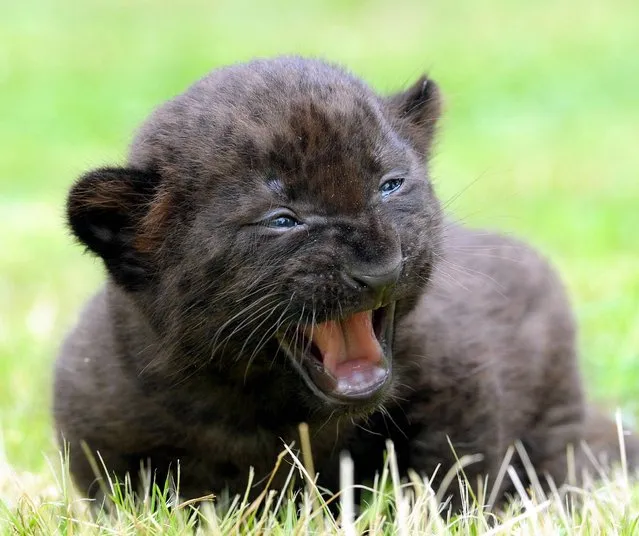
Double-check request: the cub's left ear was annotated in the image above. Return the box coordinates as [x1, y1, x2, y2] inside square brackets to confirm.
[386, 76, 442, 159]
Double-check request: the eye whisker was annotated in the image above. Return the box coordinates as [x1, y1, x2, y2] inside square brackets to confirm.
[244, 292, 297, 379]
[208, 295, 282, 358]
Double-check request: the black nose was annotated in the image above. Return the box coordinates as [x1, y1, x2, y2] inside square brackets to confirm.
[349, 262, 402, 295]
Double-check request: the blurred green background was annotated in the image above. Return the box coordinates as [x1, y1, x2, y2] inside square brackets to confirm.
[1, 0, 637, 472]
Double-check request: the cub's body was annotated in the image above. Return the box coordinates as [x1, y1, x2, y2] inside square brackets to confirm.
[55, 57, 635, 508]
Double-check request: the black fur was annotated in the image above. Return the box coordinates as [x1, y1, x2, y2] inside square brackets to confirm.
[55, 56, 638, 510]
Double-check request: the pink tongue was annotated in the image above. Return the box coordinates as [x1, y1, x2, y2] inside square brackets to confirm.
[307, 311, 383, 379]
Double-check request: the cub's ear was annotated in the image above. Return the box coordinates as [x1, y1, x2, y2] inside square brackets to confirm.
[387, 76, 442, 159]
[67, 166, 165, 290]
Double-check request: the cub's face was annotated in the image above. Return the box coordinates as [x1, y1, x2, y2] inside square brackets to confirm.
[68, 58, 442, 414]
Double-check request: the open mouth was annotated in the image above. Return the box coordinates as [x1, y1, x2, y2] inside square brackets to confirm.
[278, 303, 395, 404]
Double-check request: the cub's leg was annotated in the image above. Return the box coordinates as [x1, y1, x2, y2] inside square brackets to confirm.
[406, 377, 505, 511]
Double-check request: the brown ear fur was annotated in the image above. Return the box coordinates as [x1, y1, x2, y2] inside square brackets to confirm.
[135, 187, 174, 254]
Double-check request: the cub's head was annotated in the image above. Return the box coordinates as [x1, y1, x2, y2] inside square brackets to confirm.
[68, 57, 442, 415]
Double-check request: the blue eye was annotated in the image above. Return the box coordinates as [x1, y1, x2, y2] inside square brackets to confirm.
[264, 214, 300, 229]
[379, 177, 404, 197]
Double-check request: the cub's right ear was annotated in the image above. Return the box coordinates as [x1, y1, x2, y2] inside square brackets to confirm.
[67, 166, 160, 289]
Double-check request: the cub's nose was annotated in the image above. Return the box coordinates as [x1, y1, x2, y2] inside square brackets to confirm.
[348, 261, 402, 299]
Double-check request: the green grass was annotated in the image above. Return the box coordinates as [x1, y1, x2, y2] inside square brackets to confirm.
[1, 0, 638, 532]
[3, 436, 639, 534]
